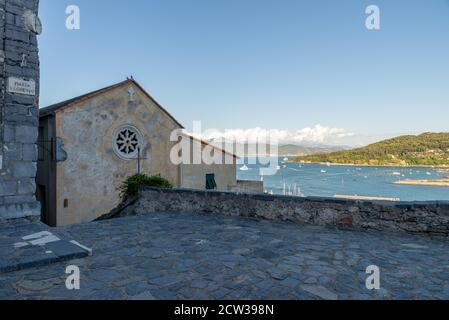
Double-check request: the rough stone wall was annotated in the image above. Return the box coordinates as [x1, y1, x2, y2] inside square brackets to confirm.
[0, 0, 40, 220]
[134, 188, 449, 236]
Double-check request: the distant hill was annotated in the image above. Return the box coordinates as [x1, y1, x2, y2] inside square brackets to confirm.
[214, 142, 349, 157]
[296, 133, 449, 166]
[278, 144, 349, 156]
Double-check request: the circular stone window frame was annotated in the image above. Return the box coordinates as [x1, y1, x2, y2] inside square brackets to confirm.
[112, 125, 144, 161]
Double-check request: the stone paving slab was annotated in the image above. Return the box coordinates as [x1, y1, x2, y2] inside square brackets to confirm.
[0, 221, 90, 274]
[0, 212, 449, 300]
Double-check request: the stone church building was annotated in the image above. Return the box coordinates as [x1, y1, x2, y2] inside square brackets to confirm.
[37, 79, 245, 226]
[0, 0, 261, 227]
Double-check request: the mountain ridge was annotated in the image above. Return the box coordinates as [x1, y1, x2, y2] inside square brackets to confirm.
[278, 144, 350, 156]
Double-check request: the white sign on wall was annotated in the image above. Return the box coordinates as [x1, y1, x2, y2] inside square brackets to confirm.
[7, 77, 36, 96]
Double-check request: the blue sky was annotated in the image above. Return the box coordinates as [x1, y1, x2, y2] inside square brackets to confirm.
[39, 0, 449, 146]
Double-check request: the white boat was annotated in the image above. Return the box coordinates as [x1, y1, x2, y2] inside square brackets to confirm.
[239, 165, 249, 171]
[283, 157, 289, 162]
[392, 172, 401, 176]
[321, 170, 327, 173]
[426, 172, 432, 176]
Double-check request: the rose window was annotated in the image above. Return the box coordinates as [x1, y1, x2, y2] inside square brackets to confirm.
[113, 125, 143, 160]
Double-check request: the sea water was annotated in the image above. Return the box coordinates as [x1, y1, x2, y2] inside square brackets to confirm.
[237, 157, 449, 201]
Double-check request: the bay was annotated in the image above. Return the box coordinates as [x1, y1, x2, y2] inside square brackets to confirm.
[237, 157, 449, 201]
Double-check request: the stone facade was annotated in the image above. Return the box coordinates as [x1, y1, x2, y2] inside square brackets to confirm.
[133, 188, 449, 236]
[52, 82, 183, 226]
[0, 0, 41, 220]
[179, 137, 237, 191]
[38, 80, 238, 226]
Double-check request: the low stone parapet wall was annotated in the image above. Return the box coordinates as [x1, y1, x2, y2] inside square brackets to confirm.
[229, 180, 264, 194]
[133, 188, 449, 236]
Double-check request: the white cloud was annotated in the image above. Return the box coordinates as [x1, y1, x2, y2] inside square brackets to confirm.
[198, 124, 354, 145]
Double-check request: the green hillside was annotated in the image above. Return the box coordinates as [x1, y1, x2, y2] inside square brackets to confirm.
[295, 133, 449, 166]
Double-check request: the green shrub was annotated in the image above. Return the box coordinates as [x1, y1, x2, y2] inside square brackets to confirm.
[120, 173, 173, 200]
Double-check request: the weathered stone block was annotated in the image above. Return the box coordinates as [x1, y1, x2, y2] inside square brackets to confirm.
[13, 161, 36, 178]
[2, 124, 15, 142]
[5, 104, 30, 116]
[14, 125, 37, 143]
[0, 181, 16, 197]
[0, 201, 40, 220]
[4, 194, 35, 204]
[4, 112, 38, 126]
[17, 178, 35, 194]
[3, 143, 22, 161]
[5, 13, 15, 26]
[22, 143, 36, 161]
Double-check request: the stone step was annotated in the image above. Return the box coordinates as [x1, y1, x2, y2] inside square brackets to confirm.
[0, 221, 91, 274]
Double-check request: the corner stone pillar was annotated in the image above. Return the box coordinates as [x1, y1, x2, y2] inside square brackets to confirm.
[0, 0, 41, 221]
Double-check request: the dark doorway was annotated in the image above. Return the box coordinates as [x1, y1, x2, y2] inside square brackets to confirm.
[206, 173, 217, 190]
[36, 115, 57, 227]
[37, 184, 48, 224]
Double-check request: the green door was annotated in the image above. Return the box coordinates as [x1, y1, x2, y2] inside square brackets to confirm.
[206, 174, 217, 190]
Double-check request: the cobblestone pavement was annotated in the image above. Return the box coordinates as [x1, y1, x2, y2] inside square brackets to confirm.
[1, 213, 448, 300]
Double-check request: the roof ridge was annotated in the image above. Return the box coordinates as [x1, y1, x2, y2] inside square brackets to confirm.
[38, 78, 184, 129]
[39, 79, 132, 117]
[181, 132, 239, 159]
